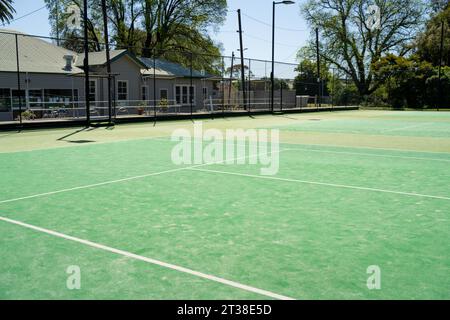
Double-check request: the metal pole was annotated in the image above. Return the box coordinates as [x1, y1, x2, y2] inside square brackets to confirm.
[438, 20, 445, 111]
[248, 58, 252, 112]
[190, 52, 193, 117]
[228, 52, 235, 110]
[101, 0, 113, 124]
[271, 1, 276, 113]
[83, 0, 90, 127]
[316, 27, 321, 108]
[56, 2, 60, 46]
[280, 80, 283, 112]
[222, 56, 225, 116]
[237, 9, 247, 112]
[15, 34, 22, 125]
[153, 52, 156, 121]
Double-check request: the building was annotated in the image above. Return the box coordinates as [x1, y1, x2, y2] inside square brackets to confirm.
[0, 29, 216, 122]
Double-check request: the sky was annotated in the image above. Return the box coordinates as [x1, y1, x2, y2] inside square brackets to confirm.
[1, 0, 311, 64]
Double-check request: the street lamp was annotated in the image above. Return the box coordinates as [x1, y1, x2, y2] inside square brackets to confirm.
[271, 0, 295, 113]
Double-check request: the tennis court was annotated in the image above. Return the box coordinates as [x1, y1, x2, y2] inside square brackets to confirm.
[0, 110, 449, 299]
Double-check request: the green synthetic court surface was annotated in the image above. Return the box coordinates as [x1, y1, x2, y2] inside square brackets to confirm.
[0, 110, 449, 299]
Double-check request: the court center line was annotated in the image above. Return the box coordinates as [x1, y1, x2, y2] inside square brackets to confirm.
[188, 168, 450, 201]
[0, 216, 294, 300]
[0, 149, 289, 205]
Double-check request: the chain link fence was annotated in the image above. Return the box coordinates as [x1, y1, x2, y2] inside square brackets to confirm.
[0, 31, 355, 126]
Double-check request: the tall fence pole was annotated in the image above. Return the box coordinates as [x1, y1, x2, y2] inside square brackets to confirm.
[15, 34, 22, 126]
[438, 20, 445, 111]
[237, 9, 247, 112]
[316, 27, 321, 109]
[248, 58, 252, 112]
[153, 52, 157, 122]
[228, 52, 235, 110]
[83, 0, 91, 127]
[190, 52, 193, 118]
[101, 0, 113, 125]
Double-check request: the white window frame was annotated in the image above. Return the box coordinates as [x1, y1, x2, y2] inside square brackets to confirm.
[117, 80, 129, 101]
[141, 85, 149, 101]
[174, 85, 195, 106]
[159, 88, 168, 101]
[88, 79, 97, 102]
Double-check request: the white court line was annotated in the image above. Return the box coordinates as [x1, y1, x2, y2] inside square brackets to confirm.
[381, 122, 431, 133]
[153, 137, 450, 163]
[0, 149, 289, 205]
[189, 168, 450, 201]
[0, 216, 294, 300]
[286, 147, 450, 163]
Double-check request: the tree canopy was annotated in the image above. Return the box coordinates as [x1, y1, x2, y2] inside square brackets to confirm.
[0, 0, 15, 24]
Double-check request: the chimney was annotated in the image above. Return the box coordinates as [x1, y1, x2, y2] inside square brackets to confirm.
[64, 55, 75, 71]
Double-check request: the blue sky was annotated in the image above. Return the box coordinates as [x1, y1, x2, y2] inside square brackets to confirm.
[2, 0, 310, 63]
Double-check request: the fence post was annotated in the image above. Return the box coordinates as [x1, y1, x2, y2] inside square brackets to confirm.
[15, 34, 22, 126]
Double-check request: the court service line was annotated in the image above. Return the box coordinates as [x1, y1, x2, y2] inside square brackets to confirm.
[381, 122, 431, 133]
[285, 147, 450, 163]
[0, 216, 294, 300]
[0, 149, 289, 205]
[188, 168, 450, 201]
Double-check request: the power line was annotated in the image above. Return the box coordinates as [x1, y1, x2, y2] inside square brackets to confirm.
[244, 33, 300, 48]
[1, 5, 47, 27]
[242, 12, 307, 33]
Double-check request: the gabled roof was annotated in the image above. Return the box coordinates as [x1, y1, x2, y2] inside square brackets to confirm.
[76, 49, 148, 69]
[0, 29, 83, 74]
[139, 57, 211, 79]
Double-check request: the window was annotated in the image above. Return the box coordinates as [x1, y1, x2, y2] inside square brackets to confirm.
[0, 88, 11, 112]
[117, 81, 128, 101]
[44, 89, 78, 106]
[88, 80, 96, 102]
[202, 87, 208, 101]
[175, 85, 195, 105]
[11, 90, 25, 110]
[142, 86, 148, 101]
[28, 89, 43, 108]
[160, 89, 168, 101]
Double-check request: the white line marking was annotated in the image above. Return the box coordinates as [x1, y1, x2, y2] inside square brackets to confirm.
[286, 147, 450, 163]
[381, 122, 431, 133]
[153, 137, 450, 162]
[0, 149, 289, 205]
[189, 168, 450, 201]
[0, 216, 295, 300]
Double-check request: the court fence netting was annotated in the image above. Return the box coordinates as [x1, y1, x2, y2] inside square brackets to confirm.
[0, 31, 357, 127]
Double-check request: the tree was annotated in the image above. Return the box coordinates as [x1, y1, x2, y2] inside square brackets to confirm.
[301, 0, 426, 98]
[372, 54, 436, 108]
[0, 0, 15, 24]
[294, 57, 330, 96]
[416, 5, 450, 67]
[44, 0, 103, 52]
[44, 0, 227, 71]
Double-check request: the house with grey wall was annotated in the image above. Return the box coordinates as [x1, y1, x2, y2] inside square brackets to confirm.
[0, 29, 216, 121]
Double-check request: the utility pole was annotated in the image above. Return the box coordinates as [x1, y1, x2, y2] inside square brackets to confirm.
[56, 3, 60, 46]
[83, 0, 90, 127]
[237, 9, 247, 112]
[271, 2, 276, 113]
[101, 0, 113, 124]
